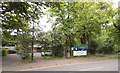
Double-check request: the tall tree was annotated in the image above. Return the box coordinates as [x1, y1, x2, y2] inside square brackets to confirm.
[47, 2, 115, 44]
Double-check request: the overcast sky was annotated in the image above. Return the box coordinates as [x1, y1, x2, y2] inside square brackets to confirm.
[39, 0, 120, 32]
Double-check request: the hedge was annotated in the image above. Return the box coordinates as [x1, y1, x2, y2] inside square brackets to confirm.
[8, 49, 17, 54]
[2, 49, 8, 56]
[2, 49, 18, 56]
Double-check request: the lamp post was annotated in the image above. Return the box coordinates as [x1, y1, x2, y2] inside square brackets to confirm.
[31, 7, 37, 61]
[31, 21, 34, 61]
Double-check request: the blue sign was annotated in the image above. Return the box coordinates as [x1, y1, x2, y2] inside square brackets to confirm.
[78, 49, 88, 51]
[78, 44, 88, 51]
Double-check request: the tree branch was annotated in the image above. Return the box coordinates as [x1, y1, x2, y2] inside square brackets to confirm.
[113, 23, 118, 28]
[2, 3, 16, 14]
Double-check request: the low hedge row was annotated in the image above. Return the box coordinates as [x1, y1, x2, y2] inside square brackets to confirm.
[2, 49, 8, 56]
[8, 49, 17, 54]
[2, 49, 18, 56]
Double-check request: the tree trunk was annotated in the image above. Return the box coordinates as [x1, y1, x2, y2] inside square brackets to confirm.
[16, 29, 19, 50]
[81, 26, 86, 44]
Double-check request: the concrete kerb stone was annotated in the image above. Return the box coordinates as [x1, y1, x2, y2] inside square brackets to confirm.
[2, 55, 117, 71]
[17, 58, 117, 71]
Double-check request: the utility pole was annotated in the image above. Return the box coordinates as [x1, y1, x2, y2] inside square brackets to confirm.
[31, 21, 34, 61]
[66, 1, 71, 59]
[31, 7, 36, 61]
[64, 47, 65, 57]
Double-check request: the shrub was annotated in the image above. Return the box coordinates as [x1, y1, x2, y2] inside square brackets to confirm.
[2, 49, 8, 56]
[8, 50, 17, 54]
[33, 50, 37, 53]
[88, 40, 98, 55]
[52, 45, 64, 57]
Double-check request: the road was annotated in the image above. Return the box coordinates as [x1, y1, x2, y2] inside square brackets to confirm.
[2, 54, 118, 71]
[29, 60, 118, 71]
[2, 53, 41, 67]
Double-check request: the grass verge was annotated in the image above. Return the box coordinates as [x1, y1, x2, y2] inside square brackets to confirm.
[105, 56, 118, 60]
[20, 59, 36, 63]
[40, 54, 118, 61]
[40, 56, 66, 60]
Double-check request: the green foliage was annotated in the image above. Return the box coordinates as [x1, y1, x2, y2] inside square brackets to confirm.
[1, 2, 53, 60]
[18, 48, 31, 60]
[95, 36, 106, 53]
[8, 49, 18, 54]
[2, 49, 8, 56]
[1, 2, 119, 60]
[17, 32, 32, 60]
[33, 50, 37, 53]
[45, 2, 117, 56]
[90, 34, 114, 54]
[88, 40, 98, 55]
[114, 45, 119, 53]
[2, 49, 18, 56]
[52, 45, 64, 57]
[18, 45, 31, 60]
[2, 32, 16, 46]
[1, 2, 49, 30]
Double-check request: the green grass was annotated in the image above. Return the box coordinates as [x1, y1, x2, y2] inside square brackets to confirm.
[70, 54, 106, 59]
[20, 59, 36, 63]
[105, 56, 118, 60]
[40, 56, 66, 60]
[40, 54, 118, 61]
[40, 56, 90, 60]
[40, 55, 104, 60]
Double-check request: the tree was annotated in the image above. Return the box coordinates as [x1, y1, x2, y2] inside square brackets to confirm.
[18, 31, 32, 60]
[1, 2, 52, 60]
[47, 2, 116, 54]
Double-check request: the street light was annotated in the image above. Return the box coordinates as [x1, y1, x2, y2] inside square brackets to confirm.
[31, 7, 37, 61]
[31, 22, 34, 61]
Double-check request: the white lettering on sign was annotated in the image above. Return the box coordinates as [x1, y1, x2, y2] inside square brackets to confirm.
[73, 51, 87, 56]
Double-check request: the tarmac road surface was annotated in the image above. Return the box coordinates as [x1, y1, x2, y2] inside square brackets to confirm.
[29, 60, 118, 71]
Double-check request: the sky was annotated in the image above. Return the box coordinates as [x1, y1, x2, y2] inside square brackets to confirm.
[39, 0, 120, 32]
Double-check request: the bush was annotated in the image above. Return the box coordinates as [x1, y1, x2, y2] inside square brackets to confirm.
[88, 41, 98, 55]
[20, 52, 31, 60]
[33, 50, 37, 53]
[52, 45, 64, 57]
[17, 47, 31, 60]
[2, 49, 8, 56]
[8, 50, 17, 54]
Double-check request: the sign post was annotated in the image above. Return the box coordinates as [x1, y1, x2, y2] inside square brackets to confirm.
[73, 44, 88, 56]
[78, 44, 88, 51]
[73, 51, 87, 56]
[71, 47, 73, 56]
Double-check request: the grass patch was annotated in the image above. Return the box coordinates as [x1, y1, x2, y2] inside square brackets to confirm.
[70, 55, 88, 59]
[40, 56, 66, 60]
[105, 56, 118, 60]
[20, 59, 36, 63]
[40, 55, 105, 60]
[40, 54, 117, 61]
[70, 54, 106, 59]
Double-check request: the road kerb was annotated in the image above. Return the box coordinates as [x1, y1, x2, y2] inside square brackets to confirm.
[16, 59, 117, 71]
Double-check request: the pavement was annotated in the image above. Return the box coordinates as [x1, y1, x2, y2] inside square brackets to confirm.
[2, 54, 118, 71]
[2, 53, 42, 71]
[29, 60, 118, 71]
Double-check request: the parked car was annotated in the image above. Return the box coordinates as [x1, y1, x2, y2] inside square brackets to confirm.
[41, 50, 52, 57]
[2, 46, 16, 50]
